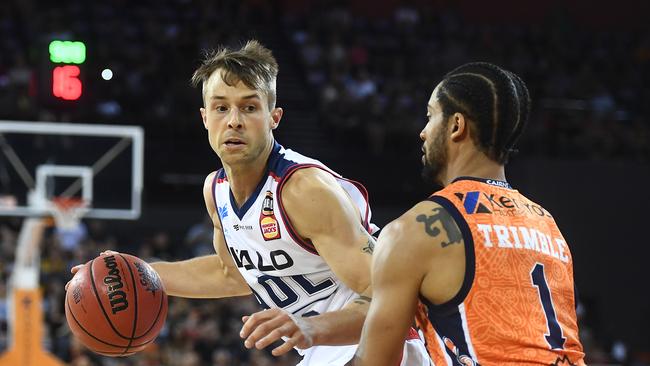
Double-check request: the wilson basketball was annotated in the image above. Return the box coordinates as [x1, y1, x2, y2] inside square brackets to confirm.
[65, 253, 168, 357]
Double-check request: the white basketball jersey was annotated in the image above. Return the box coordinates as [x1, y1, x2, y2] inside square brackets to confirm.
[212, 142, 379, 365]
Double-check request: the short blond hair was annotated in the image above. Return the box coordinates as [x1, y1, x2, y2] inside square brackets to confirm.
[191, 40, 279, 110]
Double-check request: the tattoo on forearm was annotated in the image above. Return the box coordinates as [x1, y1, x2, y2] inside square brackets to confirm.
[362, 235, 376, 254]
[416, 207, 462, 248]
[353, 295, 372, 305]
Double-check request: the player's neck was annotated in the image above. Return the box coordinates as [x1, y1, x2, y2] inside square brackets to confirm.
[442, 149, 506, 186]
[224, 144, 273, 208]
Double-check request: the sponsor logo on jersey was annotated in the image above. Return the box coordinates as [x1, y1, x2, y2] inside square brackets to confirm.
[261, 217, 280, 240]
[454, 191, 552, 218]
[229, 247, 294, 270]
[485, 179, 511, 189]
[454, 192, 492, 214]
[233, 224, 254, 231]
[260, 191, 281, 241]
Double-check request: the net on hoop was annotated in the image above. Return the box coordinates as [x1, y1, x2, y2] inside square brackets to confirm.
[47, 197, 90, 230]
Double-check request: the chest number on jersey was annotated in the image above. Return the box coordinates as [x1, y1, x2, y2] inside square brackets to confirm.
[257, 274, 335, 309]
[258, 275, 299, 308]
[530, 263, 566, 349]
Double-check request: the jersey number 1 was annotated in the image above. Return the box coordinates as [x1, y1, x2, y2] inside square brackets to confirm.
[530, 263, 566, 349]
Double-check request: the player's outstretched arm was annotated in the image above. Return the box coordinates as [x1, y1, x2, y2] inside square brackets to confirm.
[149, 248, 250, 298]
[351, 201, 464, 365]
[240, 167, 376, 354]
[149, 172, 251, 298]
[67, 172, 251, 299]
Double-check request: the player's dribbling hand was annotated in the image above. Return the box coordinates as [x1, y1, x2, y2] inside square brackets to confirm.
[64, 250, 120, 291]
[240, 308, 315, 356]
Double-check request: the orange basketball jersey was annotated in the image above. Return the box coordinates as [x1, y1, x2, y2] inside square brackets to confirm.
[415, 177, 585, 366]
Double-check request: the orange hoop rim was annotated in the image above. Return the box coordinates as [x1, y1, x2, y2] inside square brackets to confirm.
[46, 197, 89, 229]
[50, 197, 87, 211]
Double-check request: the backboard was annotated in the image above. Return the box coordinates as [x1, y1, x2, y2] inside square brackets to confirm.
[0, 120, 143, 220]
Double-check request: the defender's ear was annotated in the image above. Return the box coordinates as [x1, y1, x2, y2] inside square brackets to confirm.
[450, 113, 468, 142]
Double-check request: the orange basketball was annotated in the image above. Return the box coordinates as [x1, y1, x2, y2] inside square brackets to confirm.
[65, 253, 168, 357]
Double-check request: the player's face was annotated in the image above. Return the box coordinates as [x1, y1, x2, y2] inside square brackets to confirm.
[200, 70, 282, 167]
[420, 85, 450, 186]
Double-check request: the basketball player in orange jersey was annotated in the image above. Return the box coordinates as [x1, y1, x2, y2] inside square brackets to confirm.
[67, 40, 428, 365]
[349, 62, 585, 366]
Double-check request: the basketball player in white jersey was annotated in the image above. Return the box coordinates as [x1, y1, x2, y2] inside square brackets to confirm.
[68, 40, 428, 365]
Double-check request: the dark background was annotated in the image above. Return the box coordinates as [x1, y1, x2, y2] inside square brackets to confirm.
[1, 0, 649, 364]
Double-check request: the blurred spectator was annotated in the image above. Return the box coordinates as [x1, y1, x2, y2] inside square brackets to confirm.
[184, 216, 213, 257]
[289, 2, 649, 162]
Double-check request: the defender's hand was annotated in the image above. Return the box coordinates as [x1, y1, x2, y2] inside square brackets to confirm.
[240, 308, 315, 356]
[64, 250, 119, 291]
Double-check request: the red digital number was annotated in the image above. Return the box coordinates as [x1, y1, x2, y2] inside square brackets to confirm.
[52, 65, 82, 101]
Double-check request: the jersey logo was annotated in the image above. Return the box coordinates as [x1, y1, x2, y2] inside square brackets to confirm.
[260, 191, 281, 241]
[218, 205, 229, 219]
[454, 192, 492, 214]
[454, 191, 552, 218]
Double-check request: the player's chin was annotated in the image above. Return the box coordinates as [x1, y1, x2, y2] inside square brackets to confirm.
[220, 151, 251, 165]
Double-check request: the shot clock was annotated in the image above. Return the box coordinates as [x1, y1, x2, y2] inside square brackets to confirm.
[48, 40, 86, 101]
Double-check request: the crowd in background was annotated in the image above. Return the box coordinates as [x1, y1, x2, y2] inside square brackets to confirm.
[1, 1, 648, 162]
[1, 0, 649, 365]
[0, 217, 301, 366]
[287, 2, 650, 160]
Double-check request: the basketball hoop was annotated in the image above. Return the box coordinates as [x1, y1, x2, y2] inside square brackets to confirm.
[47, 197, 89, 230]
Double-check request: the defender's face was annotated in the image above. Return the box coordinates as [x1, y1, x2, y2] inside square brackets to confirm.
[420, 84, 449, 185]
[200, 70, 281, 166]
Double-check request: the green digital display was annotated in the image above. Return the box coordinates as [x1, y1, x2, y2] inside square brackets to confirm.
[49, 40, 86, 64]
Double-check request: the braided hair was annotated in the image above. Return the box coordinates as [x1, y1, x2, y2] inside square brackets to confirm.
[436, 62, 531, 164]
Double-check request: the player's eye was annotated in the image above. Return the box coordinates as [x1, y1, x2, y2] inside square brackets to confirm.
[215, 105, 228, 112]
[243, 105, 256, 112]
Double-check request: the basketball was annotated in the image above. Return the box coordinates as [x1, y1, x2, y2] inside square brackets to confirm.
[64, 253, 168, 357]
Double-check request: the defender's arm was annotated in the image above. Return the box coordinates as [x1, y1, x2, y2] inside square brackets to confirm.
[352, 201, 464, 365]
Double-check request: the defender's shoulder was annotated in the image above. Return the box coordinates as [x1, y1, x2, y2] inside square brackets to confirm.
[381, 199, 463, 255]
[384, 200, 446, 235]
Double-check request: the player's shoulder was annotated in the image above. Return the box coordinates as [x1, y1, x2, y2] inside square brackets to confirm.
[202, 171, 218, 196]
[279, 167, 351, 235]
[204, 170, 218, 185]
[384, 200, 446, 233]
[202, 171, 219, 217]
[380, 200, 460, 256]
[372, 201, 449, 278]
[281, 166, 338, 200]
